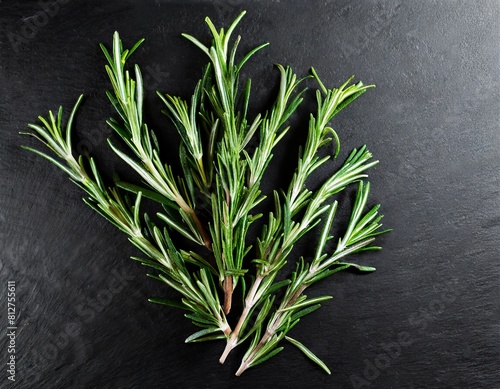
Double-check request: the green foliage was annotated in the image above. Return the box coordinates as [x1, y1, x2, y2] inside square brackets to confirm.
[21, 11, 390, 376]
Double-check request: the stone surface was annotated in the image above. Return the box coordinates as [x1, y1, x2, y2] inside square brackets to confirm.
[0, 1, 498, 388]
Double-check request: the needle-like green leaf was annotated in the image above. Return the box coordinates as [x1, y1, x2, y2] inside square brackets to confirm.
[285, 336, 331, 375]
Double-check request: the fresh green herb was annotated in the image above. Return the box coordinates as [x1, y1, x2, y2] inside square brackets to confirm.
[22, 11, 390, 376]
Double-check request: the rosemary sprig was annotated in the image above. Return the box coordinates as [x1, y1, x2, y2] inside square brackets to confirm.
[21, 99, 232, 339]
[236, 181, 391, 375]
[101, 32, 212, 250]
[178, 12, 307, 313]
[219, 74, 376, 362]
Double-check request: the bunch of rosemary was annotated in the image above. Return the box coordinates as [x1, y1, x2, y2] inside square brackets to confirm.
[22, 11, 390, 376]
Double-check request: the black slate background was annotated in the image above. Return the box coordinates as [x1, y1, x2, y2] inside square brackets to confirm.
[0, 1, 499, 388]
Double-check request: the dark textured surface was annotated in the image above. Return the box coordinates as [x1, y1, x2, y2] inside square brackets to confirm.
[1, 1, 499, 388]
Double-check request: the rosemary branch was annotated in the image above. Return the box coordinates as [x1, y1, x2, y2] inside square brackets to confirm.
[101, 32, 212, 250]
[179, 12, 307, 313]
[236, 181, 390, 375]
[220, 74, 376, 362]
[21, 98, 231, 338]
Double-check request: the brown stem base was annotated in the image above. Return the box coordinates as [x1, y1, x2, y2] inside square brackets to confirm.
[185, 207, 212, 251]
[223, 276, 233, 315]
